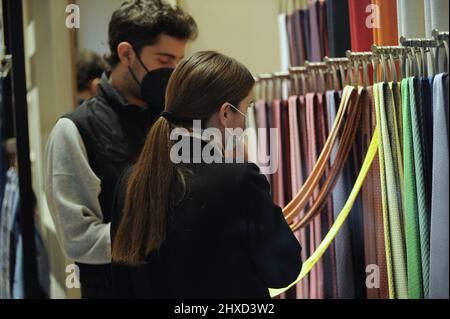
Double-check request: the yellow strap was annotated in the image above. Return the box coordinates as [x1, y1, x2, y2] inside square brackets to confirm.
[269, 127, 379, 298]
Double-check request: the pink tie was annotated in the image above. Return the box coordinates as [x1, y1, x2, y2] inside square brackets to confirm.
[288, 96, 309, 299]
[271, 100, 285, 208]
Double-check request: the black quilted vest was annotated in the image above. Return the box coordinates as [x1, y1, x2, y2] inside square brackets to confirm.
[63, 73, 159, 295]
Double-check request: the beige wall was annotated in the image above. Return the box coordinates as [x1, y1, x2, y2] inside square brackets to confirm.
[76, 0, 179, 54]
[76, 0, 126, 55]
[23, 0, 78, 299]
[76, 0, 281, 75]
[179, 0, 281, 75]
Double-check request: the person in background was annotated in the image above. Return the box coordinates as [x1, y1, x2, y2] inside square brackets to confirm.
[76, 50, 108, 105]
[111, 51, 302, 298]
[44, 0, 198, 299]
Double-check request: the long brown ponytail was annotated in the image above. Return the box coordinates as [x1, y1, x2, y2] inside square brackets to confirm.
[112, 51, 255, 265]
[112, 117, 180, 265]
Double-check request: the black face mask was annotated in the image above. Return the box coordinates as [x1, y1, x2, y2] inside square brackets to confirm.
[129, 53, 174, 112]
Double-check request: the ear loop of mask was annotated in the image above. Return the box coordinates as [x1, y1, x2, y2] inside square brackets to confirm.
[227, 103, 248, 118]
[228, 102, 250, 131]
[225, 103, 249, 156]
[128, 46, 150, 87]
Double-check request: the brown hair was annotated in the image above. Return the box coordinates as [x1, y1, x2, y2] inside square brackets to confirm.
[76, 50, 108, 91]
[106, 0, 198, 67]
[112, 51, 255, 265]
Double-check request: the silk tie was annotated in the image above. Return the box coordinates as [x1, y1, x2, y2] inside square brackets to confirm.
[365, 87, 390, 299]
[326, 0, 351, 58]
[429, 73, 449, 299]
[308, 1, 322, 62]
[317, 92, 337, 299]
[402, 78, 424, 299]
[409, 78, 431, 298]
[381, 82, 408, 299]
[281, 100, 293, 206]
[306, 92, 323, 299]
[374, 82, 408, 299]
[281, 99, 296, 299]
[271, 100, 285, 208]
[387, 83, 405, 203]
[361, 87, 379, 299]
[297, 95, 311, 298]
[326, 90, 356, 299]
[288, 96, 309, 299]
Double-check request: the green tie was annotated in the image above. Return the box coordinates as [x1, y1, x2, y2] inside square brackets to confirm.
[402, 78, 424, 299]
[374, 82, 408, 299]
[408, 78, 430, 298]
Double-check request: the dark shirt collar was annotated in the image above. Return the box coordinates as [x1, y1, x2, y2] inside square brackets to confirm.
[96, 72, 160, 119]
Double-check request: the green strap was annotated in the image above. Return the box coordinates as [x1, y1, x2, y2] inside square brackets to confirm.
[408, 78, 430, 298]
[373, 83, 396, 298]
[402, 78, 424, 299]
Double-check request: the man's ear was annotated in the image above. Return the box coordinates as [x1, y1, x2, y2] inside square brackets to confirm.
[117, 42, 134, 67]
[89, 78, 101, 95]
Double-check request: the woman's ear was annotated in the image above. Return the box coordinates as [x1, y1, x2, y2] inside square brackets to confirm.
[117, 42, 134, 68]
[218, 102, 229, 127]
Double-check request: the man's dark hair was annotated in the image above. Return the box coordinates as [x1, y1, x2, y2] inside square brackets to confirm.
[76, 50, 108, 91]
[106, 0, 198, 67]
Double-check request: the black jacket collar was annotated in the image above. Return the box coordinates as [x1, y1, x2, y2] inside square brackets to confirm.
[96, 72, 160, 120]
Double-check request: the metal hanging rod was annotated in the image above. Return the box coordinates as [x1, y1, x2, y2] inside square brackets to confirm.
[305, 60, 327, 69]
[272, 71, 290, 79]
[324, 57, 349, 75]
[289, 66, 308, 74]
[324, 56, 349, 64]
[400, 36, 439, 48]
[432, 29, 449, 42]
[257, 30, 449, 81]
[371, 44, 409, 55]
[346, 50, 373, 61]
[258, 73, 273, 80]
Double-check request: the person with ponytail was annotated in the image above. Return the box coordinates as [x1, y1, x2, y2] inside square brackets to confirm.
[111, 51, 302, 299]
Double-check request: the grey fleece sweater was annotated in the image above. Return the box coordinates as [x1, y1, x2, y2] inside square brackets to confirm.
[44, 118, 111, 264]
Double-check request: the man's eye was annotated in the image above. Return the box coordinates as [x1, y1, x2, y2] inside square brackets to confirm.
[158, 59, 170, 65]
